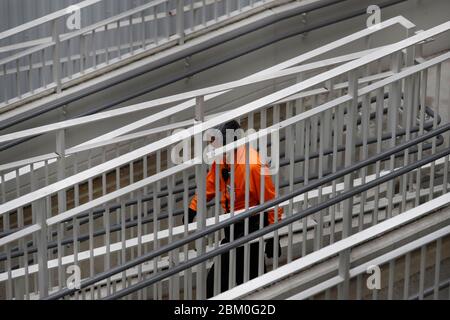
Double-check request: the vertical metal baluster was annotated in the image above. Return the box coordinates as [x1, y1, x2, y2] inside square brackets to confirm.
[258, 108, 267, 275]
[443, 137, 449, 194]
[72, 154, 80, 300]
[12, 169, 22, 300]
[387, 53, 402, 218]
[373, 88, 384, 225]
[87, 152, 95, 298]
[80, 34, 86, 73]
[202, 0, 206, 26]
[165, 2, 170, 41]
[287, 104, 294, 263]
[329, 106, 340, 244]
[36, 197, 49, 299]
[105, 23, 111, 64]
[2, 64, 8, 104]
[388, 259, 395, 299]
[356, 270, 362, 300]
[153, 7, 159, 45]
[213, 152, 221, 296]
[243, 138, 250, 282]
[429, 64, 441, 201]
[403, 252, 411, 300]
[103, 204, 111, 297]
[3, 214, 12, 300]
[342, 70, 358, 239]
[52, 18, 62, 93]
[315, 112, 325, 251]
[17, 205, 27, 300]
[401, 74, 415, 212]
[419, 245, 426, 300]
[129, 16, 134, 54]
[43, 159, 52, 294]
[190, 0, 195, 32]
[1, 174, 13, 299]
[214, 0, 218, 22]
[129, 156, 135, 269]
[120, 201, 127, 297]
[117, 21, 122, 59]
[194, 96, 207, 299]
[38, 49, 47, 89]
[141, 11, 146, 49]
[229, 140, 236, 289]
[168, 172, 179, 299]
[16, 59, 21, 99]
[28, 54, 33, 94]
[137, 190, 143, 300]
[310, 107, 318, 177]
[92, 30, 97, 69]
[433, 238, 442, 300]
[68, 38, 74, 79]
[338, 249, 350, 300]
[415, 71, 427, 207]
[155, 149, 162, 299]
[273, 105, 280, 268]
[322, 97, 332, 247]
[359, 94, 370, 230]
[182, 165, 191, 298]
[143, 153, 149, 260]
[270, 104, 280, 270]
[27, 162, 38, 300]
[55, 127, 66, 292]
[302, 118, 310, 256]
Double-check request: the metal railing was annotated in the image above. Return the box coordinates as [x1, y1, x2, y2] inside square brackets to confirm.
[0, 18, 449, 300]
[0, 0, 282, 110]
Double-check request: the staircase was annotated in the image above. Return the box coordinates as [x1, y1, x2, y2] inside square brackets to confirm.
[0, 1, 449, 301]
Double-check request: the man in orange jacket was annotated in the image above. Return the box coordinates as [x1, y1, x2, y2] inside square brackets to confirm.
[187, 120, 282, 298]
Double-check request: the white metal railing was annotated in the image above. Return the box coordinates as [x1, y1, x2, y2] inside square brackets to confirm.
[0, 0, 282, 109]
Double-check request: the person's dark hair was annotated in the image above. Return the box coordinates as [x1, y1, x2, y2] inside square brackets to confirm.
[216, 120, 241, 146]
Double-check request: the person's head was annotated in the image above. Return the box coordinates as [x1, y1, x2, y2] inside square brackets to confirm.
[216, 120, 241, 146]
[208, 120, 241, 165]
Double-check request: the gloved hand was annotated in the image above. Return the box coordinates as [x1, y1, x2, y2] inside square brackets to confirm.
[182, 208, 197, 224]
[265, 238, 282, 259]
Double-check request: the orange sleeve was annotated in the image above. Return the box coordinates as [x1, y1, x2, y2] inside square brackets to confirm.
[189, 162, 218, 211]
[251, 162, 283, 224]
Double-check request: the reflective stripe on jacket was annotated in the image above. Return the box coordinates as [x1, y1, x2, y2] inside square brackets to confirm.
[189, 146, 283, 224]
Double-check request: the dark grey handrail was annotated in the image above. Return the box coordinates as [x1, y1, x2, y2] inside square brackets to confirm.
[44, 123, 450, 300]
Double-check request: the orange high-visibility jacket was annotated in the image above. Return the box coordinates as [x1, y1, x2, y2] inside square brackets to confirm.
[189, 146, 283, 224]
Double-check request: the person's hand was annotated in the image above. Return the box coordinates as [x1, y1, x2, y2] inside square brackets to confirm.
[265, 238, 282, 258]
[182, 208, 197, 224]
